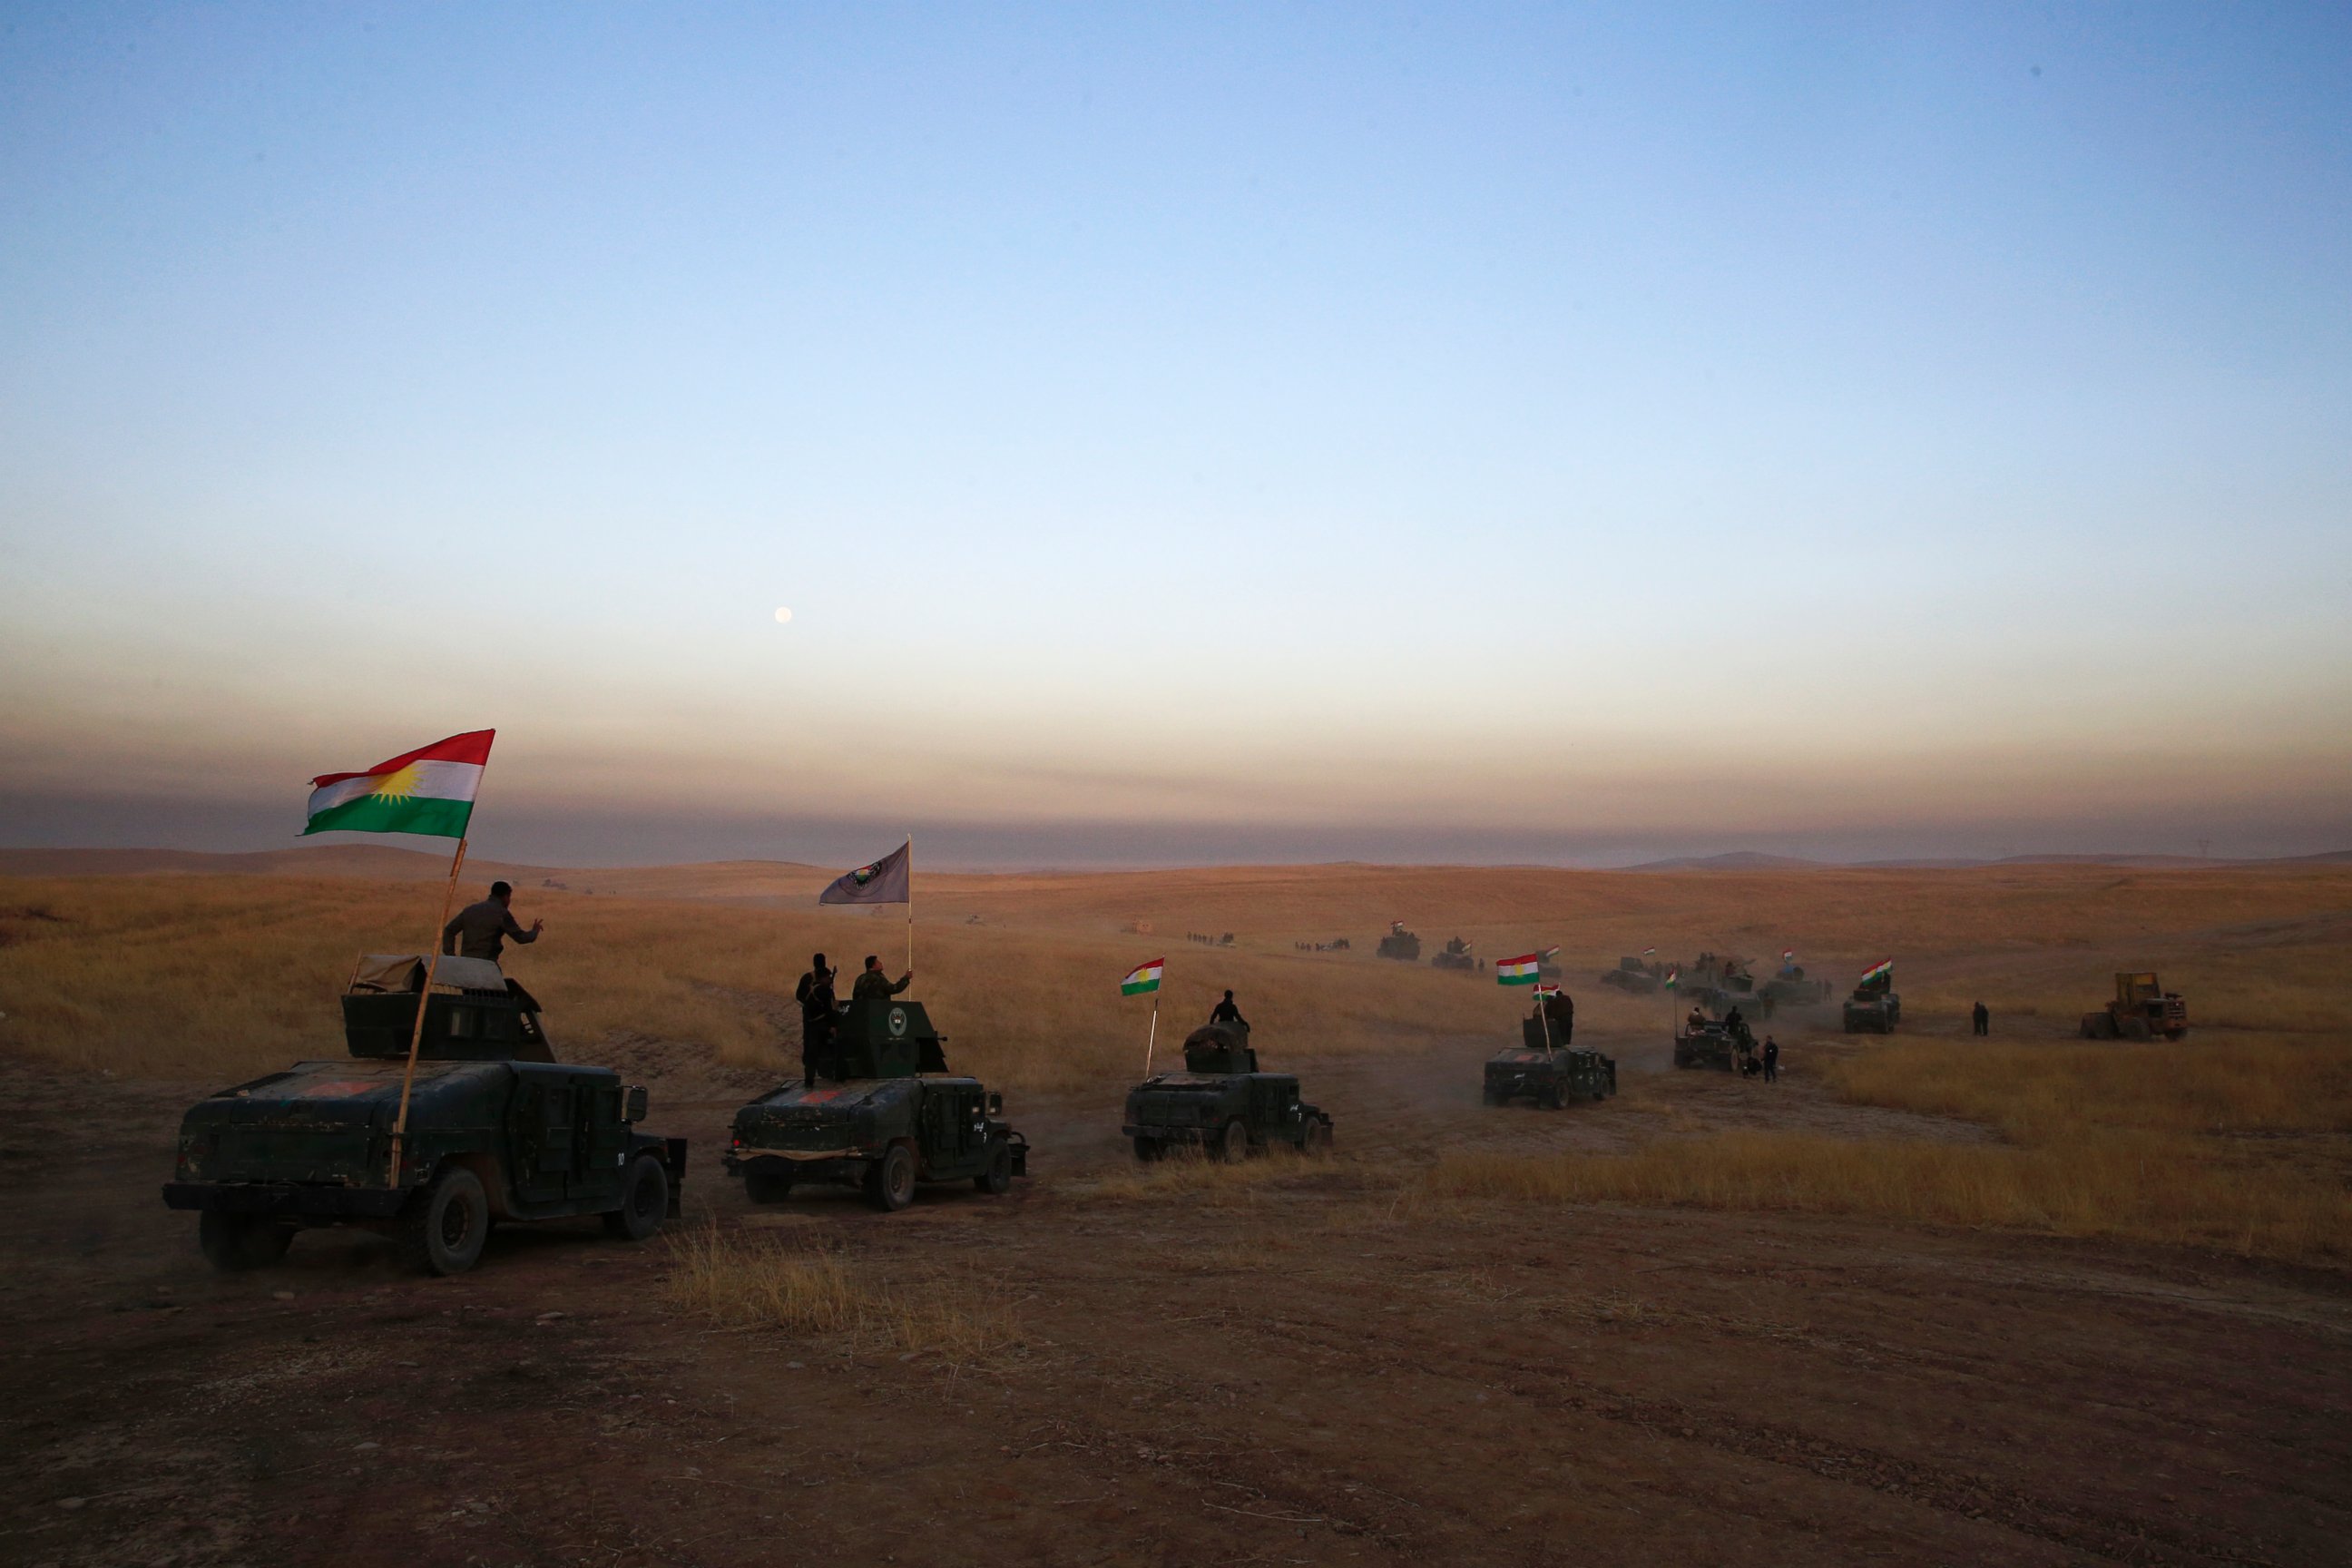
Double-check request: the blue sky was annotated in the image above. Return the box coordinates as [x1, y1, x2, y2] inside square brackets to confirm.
[2, 3, 2347, 865]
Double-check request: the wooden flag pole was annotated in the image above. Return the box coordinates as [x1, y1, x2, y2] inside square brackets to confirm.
[905, 832, 915, 976]
[1143, 988, 1161, 1077]
[388, 835, 467, 1187]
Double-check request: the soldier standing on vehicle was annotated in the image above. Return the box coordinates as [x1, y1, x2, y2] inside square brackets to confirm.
[1972, 1001, 1990, 1037]
[1210, 989, 1247, 1026]
[1763, 1036, 1779, 1083]
[796, 954, 838, 1088]
[852, 954, 913, 1002]
[441, 880, 544, 964]
[1541, 989, 1573, 1044]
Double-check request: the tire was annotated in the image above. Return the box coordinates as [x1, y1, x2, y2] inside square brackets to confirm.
[1482, 1086, 1504, 1107]
[603, 1154, 668, 1241]
[1212, 1119, 1250, 1162]
[975, 1139, 1014, 1195]
[1303, 1118, 1333, 1154]
[864, 1143, 916, 1212]
[198, 1211, 293, 1273]
[1132, 1135, 1161, 1163]
[398, 1166, 491, 1277]
[743, 1164, 794, 1204]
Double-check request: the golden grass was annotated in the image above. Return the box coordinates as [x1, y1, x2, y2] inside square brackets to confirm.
[1081, 1144, 1347, 1204]
[0, 874, 1497, 1087]
[1427, 1130, 2352, 1263]
[663, 1225, 1018, 1361]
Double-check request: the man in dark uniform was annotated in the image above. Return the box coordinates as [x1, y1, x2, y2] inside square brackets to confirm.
[1762, 1035, 1779, 1082]
[795, 954, 838, 1088]
[852, 954, 913, 1002]
[1541, 989, 1573, 1045]
[1972, 1001, 1991, 1037]
[441, 881, 544, 964]
[1209, 989, 1247, 1026]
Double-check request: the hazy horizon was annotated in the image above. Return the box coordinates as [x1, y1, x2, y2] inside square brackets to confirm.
[5, 5, 2347, 865]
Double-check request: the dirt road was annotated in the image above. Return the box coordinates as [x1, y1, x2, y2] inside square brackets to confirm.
[4, 1030, 2347, 1567]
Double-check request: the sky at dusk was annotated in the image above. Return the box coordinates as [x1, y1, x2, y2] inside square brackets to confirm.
[3, 4, 2347, 867]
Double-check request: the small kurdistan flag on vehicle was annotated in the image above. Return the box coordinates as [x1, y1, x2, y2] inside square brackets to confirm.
[303, 730, 494, 839]
[1642, 946, 1657, 956]
[1534, 983, 1561, 998]
[1121, 958, 1164, 995]
[1495, 952, 1543, 985]
[1782, 948, 1797, 961]
[1860, 957, 1894, 985]
[1664, 967, 1679, 988]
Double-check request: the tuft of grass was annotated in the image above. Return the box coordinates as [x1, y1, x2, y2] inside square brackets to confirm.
[663, 1226, 1018, 1361]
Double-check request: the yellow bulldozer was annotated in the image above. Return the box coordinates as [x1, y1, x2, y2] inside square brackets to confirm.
[2080, 972, 2189, 1041]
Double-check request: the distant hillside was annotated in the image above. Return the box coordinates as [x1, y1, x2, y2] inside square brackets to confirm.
[1621, 852, 1828, 873]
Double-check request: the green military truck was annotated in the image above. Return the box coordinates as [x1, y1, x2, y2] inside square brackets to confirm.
[1842, 970, 1902, 1034]
[724, 997, 1028, 1211]
[162, 955, 687, 1276]
[1124, 1022, 1333, 1161]
[1484, 1012, 1617, 1107]
[1599, 956, 1662, 995]
[1760, 961, 1832, 1007]
[1672, 1012, 1746, 1071]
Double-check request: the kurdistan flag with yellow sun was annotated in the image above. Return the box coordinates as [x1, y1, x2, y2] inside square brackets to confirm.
[303, 730, 495, 838]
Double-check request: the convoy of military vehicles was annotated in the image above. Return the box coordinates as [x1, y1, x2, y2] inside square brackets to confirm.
[160, 897, 2191, 1281]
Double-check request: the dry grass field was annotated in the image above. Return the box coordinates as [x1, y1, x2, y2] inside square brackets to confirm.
[2, 848, 2348, 1566]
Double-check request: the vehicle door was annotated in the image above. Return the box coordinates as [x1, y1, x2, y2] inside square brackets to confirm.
[571, 1077, 626, 1202]
[511, 1070, 573, 1205]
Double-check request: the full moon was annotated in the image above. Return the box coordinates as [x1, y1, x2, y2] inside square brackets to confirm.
[773, 607, 792, 623]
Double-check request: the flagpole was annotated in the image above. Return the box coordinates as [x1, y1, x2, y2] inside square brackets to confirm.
[1143, 988, 1160, 1076]
[388, 835, 467, 1187]
[904, 832, 915, 976]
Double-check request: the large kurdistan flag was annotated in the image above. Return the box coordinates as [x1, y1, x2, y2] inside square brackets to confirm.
[303, 730, 495, 838]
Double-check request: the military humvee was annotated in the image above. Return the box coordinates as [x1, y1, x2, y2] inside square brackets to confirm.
[1485, 1013, 1617, 1107]
[1376, 922, 1422, 961]
[1431, 936, 1480, 973]
[1599, 956, 1661, 995]
[1671, 1014, 1742, 1071]
[1841, 972, 1902, 1034]
[1759, 962, 1832, 1006]
[1124, 1022, 1333, 1161]
[724, 997, 1028, 1211]
[162, 955, 687, 1276]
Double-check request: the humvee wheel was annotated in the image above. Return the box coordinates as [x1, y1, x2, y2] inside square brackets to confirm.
[975, 1139, 1014, 1195]
[198, 1211, 293, 1272]
[865, 1143, 916, 1211]
[744, 1165, 795, 1203]
[603, 1154, 669, 1241]
[399, 1167, 490, 1276]
[1481, 1086, 1504, 1107]
[1132, 1135, 1162, 1162]
[1303, 1119, 1333, 1154]
[1211, 1118, 1250, 1162]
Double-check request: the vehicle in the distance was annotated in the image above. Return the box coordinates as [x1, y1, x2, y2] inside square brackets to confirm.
[162, 955, 686, 1276]
[2080, 972, 2189, 1041]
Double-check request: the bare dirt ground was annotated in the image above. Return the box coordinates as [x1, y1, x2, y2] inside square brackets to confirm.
[5, 1016, 2346, 1568]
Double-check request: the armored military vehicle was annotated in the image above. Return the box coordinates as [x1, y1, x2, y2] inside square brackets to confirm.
[1431, 936, 1481, 973]
[1841, 971, 1902, 1034]
[1759, 960, 1832, 1007]
[162, 955, 687, 1276]
[1485, 1009, 1617, 1107]
[725, 997, 1027, 1211]
[1376, 921, 1422, 961]
[1124, 1021, 1333, 1161]
[1672, 1014, 1743, 1071]
[2080, 971, 2189, 1041]
[1599, 956, 1662, 995]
